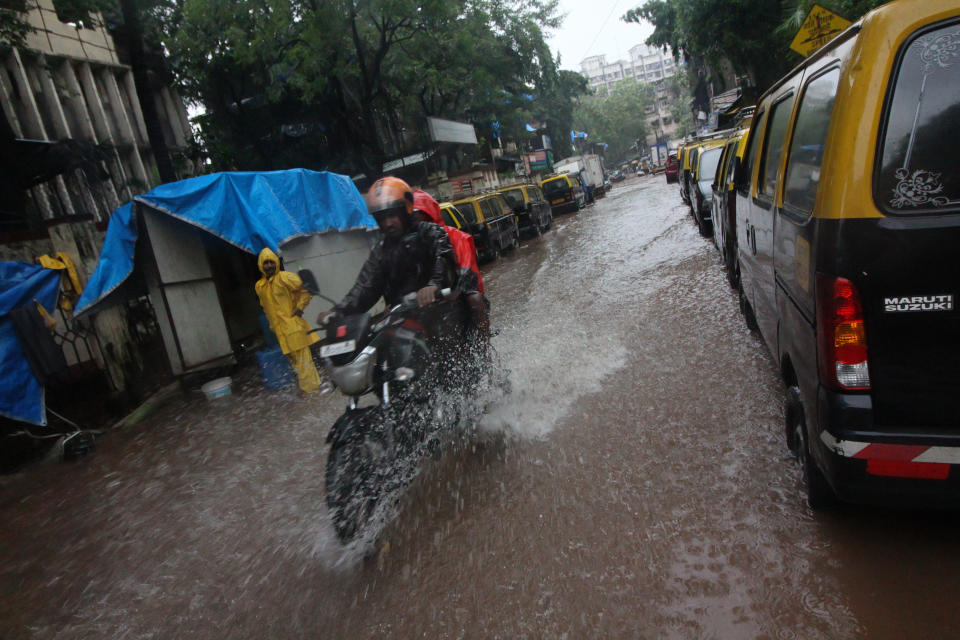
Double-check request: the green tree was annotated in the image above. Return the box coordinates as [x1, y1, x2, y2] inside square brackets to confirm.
[663, 72, 694, 135]
[157, 0, 576, 178]
[573, 80, 655, 162]
[625, 0, 790, 93]
[624, 0, 889, 95]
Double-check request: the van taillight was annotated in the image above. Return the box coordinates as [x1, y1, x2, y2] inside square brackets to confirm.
[817, 274, 870, 390]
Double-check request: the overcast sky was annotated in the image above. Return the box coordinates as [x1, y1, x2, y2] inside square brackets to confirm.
[546, 0, 655, 71]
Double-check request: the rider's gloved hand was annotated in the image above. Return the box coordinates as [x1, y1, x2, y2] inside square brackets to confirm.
[317, 310, 338, 326]
[416, 285, 439, 307]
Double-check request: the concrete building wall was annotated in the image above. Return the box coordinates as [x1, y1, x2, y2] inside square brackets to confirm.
[2, 0, 197, 401]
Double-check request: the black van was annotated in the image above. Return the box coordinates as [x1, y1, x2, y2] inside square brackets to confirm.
[734, 0, 960, 508]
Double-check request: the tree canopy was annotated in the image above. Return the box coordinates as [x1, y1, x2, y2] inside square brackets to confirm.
[624, 0, 888, 95]
[4, 0, 587, 179]
[155, 0, 586, 177]
[573, 80, 655, 162]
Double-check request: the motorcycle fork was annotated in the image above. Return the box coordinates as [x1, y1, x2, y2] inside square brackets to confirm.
[381, 358, 392, 406]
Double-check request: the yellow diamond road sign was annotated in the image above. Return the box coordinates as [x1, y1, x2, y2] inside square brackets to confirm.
[790, 4, 852, 57]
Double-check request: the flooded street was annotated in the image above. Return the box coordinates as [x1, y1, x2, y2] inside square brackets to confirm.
[4, 176, 960, 638]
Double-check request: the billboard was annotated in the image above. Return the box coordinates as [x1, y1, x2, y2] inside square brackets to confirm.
[526, 149, 553, 172]
[427, 117, 478, 145]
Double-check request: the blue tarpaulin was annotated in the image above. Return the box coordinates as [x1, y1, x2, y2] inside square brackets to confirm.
[0, 262, 62, 425]
[76, 169, 374, 317]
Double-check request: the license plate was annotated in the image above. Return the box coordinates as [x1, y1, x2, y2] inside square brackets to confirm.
[320, 339, 355, 357]
[551, 198, 565, 205]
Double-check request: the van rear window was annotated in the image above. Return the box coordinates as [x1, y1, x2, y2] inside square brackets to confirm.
[877, 21, 960, 213]
[784, 68, 840, 216]
[542, 180, 568, 198]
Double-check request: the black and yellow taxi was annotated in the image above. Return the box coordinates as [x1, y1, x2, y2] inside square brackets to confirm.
[710, 126, 750, 287]
[497, 183, 553, 237]
[438, 201, 468, 230]
[539, 173, 585, 214]
[688, 138, 727, 237]
[734, 0, 960, 508]
[450, 192, 519, 261]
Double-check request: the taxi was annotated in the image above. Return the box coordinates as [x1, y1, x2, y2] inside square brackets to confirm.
[709, 126, 750, 288]
[539, 173, 585, 214]
[734, 0, 960, 508]
[497, 183, 552, 236]
[449, 192, 519, 261]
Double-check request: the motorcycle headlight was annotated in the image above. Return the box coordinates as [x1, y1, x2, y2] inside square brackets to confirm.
[326, 346, 377, 395]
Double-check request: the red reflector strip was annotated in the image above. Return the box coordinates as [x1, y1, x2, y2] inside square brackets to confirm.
[336, 325, 347, 338]
[866, 459, 950, 480]
[853, 443, 930, 462]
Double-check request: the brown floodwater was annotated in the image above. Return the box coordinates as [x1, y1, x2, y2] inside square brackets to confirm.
[3, 176, 960, 639]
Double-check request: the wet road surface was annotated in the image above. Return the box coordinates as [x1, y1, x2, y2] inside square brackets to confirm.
[4, 176, 960, 638]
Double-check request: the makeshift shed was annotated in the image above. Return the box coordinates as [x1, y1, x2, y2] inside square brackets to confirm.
[75, 170, 377, 376]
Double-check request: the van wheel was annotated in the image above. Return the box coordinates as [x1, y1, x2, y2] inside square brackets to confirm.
[738, 279, 759, 331]
[725, 249, 739, 289]
[785, 385, 835, 510]
[697, 213, 712, 238]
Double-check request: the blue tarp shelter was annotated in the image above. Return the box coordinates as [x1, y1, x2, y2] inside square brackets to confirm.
[76, 169, 375, 317]
[0, 262, 62, 425]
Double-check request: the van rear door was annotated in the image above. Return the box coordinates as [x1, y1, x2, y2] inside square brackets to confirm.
[752, 88, 797, 354]
[860, 19, 960, 428]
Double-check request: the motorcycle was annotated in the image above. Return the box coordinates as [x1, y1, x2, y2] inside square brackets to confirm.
[302, 272, 492, 543]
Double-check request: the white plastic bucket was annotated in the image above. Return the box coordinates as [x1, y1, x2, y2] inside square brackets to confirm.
[200, 376, 232, 400]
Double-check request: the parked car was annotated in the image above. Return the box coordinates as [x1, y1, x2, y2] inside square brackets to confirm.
[710, 127, 750, 288]
[664, 153, 680, 183]
[497, 183, 553, 237]
[540, 174, 586, 214]
[734, 0, 960, 509]
[439, 201, 468, 230]
[678, 143, 695, 203]
[689, 139, 726, 237]
[610, 169, 625, 182]
[450, 193, 519, 261]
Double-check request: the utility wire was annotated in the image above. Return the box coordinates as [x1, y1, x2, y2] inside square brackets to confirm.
[579, 0, 625, 63]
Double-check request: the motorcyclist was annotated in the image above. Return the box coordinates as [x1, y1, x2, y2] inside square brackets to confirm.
[319, 176, 459, 321]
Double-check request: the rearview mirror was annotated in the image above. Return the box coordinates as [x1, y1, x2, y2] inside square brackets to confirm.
[297, 269, 338, 305]
[298, 268, 320, 295]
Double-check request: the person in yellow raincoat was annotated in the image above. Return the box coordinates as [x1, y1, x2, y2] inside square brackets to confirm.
[255, 248, 321, 394]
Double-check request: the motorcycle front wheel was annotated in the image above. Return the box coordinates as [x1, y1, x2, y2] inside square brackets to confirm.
[325, 432, 384, 542]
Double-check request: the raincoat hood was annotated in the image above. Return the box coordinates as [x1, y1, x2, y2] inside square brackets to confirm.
[258, 247, 280, 275]
[413, 190, 444, 226]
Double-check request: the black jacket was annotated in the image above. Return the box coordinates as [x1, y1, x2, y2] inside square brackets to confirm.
[334, 220, 457, 314]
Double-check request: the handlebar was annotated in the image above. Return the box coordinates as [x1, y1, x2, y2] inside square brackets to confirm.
[315, 287, 454, 331]
[399, 287, 453, 310]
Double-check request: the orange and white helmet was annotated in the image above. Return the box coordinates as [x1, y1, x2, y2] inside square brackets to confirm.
[365, 177, 414, 222]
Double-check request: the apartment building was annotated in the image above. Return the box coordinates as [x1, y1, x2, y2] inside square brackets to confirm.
[580, 44, 678, 95]
[579, 44, 683, 150]
[1, 0, 197, 408]
[1, 0, 195, 229]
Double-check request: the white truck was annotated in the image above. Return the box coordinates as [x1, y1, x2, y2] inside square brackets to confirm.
[554, 154, 606, 201]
